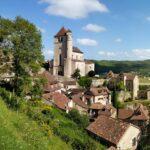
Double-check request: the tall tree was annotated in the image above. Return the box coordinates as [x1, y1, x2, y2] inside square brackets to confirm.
[0, 16, 44, 96]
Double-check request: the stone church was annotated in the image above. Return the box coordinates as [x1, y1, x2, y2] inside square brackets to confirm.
[52, 27, 95, 78]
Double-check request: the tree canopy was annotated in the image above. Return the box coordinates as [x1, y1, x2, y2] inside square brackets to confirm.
[78, 76, 92, 89]
[0, 16, 44, 96]
[71, 68, 81, 80]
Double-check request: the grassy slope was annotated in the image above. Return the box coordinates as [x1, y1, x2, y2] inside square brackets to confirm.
[0, 99, 71, 150]
[94, 60, 150, 76]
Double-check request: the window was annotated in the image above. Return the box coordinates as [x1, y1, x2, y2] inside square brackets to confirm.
[132, 137, 136, 146]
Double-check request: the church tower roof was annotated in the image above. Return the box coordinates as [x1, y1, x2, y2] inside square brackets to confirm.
[55, 27, 71, 37]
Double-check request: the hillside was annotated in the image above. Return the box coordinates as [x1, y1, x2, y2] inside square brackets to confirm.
[0, 88, 105, 150]
[0, 99, 71, 150]
[94, 60, 150, 76]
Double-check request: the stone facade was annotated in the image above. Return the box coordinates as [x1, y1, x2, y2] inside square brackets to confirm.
[107, 71, 139, 99]
[53, 27, 95, 78]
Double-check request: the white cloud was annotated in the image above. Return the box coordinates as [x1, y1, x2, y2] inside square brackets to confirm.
[98, 51, 115, 57]
[83, 24, 106, 32]
[39, 0, 109, 19]
[77, 38, 98, 46]
[98, 49, 150, 60]
[37, 26, 46, 33]
[146, 16, 150, 21]
[115, 38, 122, 43]
[132, 49, 150, 59]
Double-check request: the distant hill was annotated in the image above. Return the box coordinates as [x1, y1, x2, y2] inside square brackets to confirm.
[94, 60, 150, 76]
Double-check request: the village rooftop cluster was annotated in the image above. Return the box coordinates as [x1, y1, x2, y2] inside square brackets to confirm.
[38, 27, 150, 150]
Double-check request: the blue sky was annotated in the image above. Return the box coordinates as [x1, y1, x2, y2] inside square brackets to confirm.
[1, 0, 150, 60]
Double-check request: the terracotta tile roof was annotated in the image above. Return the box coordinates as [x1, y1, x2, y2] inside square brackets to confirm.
[73, 46, 83, 54]
[131, 104, 149, 121]
[86, 115, 130, 145]
[55, 27, 71, 37]
[43, 92, 70, 111]
[52, 92, 70, 110]
[123, 73, 136, 80]
[51, 92, 70, 110]
[39, 71, 61, 92]
[118, 108, 134, 120]
[63, 81, 76, 86]
[72, 95, 88, 109]
[40, 71, 58, 85]
[85, 87, 110, 96]
[90, 103, 116, 117]
[118, 104, 149, 121]
[118, 73, 136, 81]
[44, 84, 61, 93]
[90, 103, 104, 110]
[70, 88, 85, 96]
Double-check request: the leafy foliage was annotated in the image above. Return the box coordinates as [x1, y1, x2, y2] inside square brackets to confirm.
[87, 70, 95, 77]
[94, 60, 150, 76]
[0, 16, 44, 96]
[78, 76, 92, 89]
[0, 98, 70, 150]
[67, 109, 89, 128]
[0, 87, 105, 150]
[116, 81, 126, 91]
[112, 90, 124, 109]
[71, 68, 81, 80]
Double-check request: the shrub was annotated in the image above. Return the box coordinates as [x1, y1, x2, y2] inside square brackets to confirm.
[78, 77, 92, 89]
[68, 109, 89, 128]
[88, 70, 95, 77]
[72, 139, 85, 150]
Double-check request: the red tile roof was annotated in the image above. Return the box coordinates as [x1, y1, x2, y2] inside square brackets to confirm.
[43, 92, 70, 111]
[73, 47, 83, 54]
[55, 27, 71, 37]
[72, 95, 88, 109]
[86, 115, 130, 145]
[131, 104, 149, 121]
[63, 81, 76, 86]
[85, 87, 110, 96]
[51, 92, 70, 110]
[118, 108, 134, 120]
[90, 103, 104, 110]
[118, 104, 149, 121]
[40, 71, 58, 85]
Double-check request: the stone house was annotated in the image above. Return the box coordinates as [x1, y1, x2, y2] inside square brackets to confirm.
[107, 71, 139, 99]
[118, 104, 149, 130]
[86, 115, 141, 150]
[42, 92, 73, 113]
[83, 87, 111, 106]
[72, 94, 88, 114]
[40, 71, 62, 93]
[89, 103, 116, 119]
[63, 80, 77, 90]
[52, 27, 95, 77]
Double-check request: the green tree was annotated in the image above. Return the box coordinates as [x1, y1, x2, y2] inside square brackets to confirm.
[87, 70, 95, 77]
[71, 68, 81, 80]
[112, 90, 124, 109]
[116, 81, 125, 91]
[0, 16, 44, 96]
[78, 76, 92, 89]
